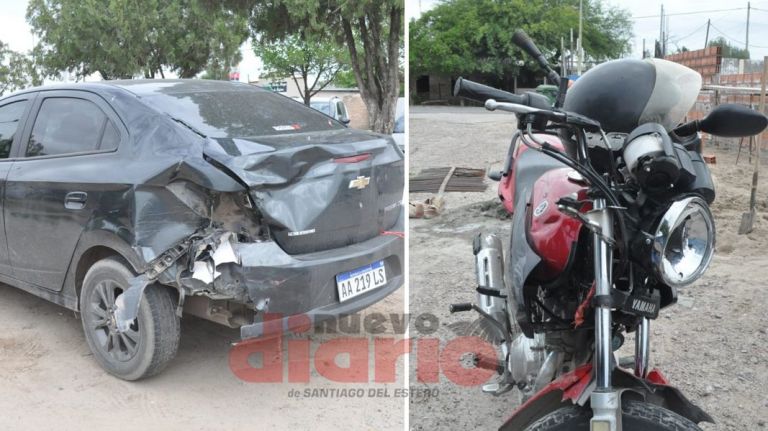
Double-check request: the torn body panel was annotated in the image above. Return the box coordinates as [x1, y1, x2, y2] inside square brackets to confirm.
[114, 211, 404, 337]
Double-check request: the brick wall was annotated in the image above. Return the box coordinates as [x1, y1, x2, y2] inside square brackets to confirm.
[340, 94, 370, 130]
[665, 47, 768, 147]
[665, 47, 722, 84]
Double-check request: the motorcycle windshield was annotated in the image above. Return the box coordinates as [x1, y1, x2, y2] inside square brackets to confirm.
[564, 58, 701, 133]
[639, 58, 702, 131]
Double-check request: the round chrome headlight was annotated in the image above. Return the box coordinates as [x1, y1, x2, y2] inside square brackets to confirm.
[652, 196, 715, 287]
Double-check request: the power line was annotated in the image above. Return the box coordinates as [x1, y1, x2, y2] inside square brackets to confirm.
[633, 7, 747, 19]
[709, 22, 768, 49]
[668, 21, 709, 43]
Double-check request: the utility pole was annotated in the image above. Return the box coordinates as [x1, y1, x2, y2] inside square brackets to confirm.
[747, 2, 751, 54]
[663, 15, 669, 57]
[561, 37, 566, 76]
[705, 19, 711, 47]
[659, 4, 664, 57]
[577, 0, 583, 75]
[570, 28, 574, 73]
[642, 38, 646, 59]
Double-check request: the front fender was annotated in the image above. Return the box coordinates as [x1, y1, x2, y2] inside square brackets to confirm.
[499, 365, 713, 431]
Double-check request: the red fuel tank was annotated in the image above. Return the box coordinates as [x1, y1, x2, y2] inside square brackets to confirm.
[527, 167, 588, 276]
[498, 133, 566, 214]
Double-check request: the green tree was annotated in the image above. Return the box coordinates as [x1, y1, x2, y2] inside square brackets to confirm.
[201, 48, 244, 81]
[254, 33, 348, 106]
[0, 41, 42, 96]
[333, 69, 359, 89]
[708, 37, 749, 60]
[27, 0, 249, 80]
[410, 0, 631, 80]
[247, 0, 403, 134]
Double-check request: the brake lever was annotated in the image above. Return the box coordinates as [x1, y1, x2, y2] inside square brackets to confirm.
[486, 99, 601, 133]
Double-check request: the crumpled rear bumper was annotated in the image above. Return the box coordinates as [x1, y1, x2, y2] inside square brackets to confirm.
[235, 213, 404, 340]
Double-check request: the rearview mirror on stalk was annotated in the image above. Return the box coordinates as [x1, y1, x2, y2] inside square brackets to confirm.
[512, 30, 560, 86]
[674, 103, 768, 138]
[512, 29, 567, 107]
[699, 104, 767, 137]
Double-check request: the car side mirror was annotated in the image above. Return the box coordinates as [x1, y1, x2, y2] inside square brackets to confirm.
[340, 115, 350, 125]
[700, 104, 767, 137]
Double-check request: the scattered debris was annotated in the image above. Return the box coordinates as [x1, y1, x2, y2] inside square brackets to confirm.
[409, 166, 469, 219]
[409, 196, 446, 219]
[409, 167, 487, 193]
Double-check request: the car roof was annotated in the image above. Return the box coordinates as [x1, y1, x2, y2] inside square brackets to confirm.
[310, 97, 340, 103]
[2, 79, 267, 100]
[108, 79, 266, 96]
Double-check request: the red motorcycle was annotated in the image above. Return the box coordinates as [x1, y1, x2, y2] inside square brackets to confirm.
[449, 31, 767, 431]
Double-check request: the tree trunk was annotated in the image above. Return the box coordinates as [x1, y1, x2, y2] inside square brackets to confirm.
[341, 3, 401, 134]
[302, 70, 311, 106]
[368, 95, 397, 134]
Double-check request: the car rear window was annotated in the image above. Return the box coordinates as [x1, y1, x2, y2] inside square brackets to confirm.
[0, 100, 28, 158]
[26, 97, 119, 157]
[141, 88, 345, 138]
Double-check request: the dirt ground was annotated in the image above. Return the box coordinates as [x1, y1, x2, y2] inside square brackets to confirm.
[0, 281, 405, 430]
[408, 105, 768, 430]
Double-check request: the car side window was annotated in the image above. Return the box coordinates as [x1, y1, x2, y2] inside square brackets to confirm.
[0, 100, 29, 159]
[26, 97, 118, 157]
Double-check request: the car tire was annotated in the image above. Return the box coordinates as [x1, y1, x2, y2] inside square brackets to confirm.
[80, 257, 180, 381]
[524, 400, 703, 431]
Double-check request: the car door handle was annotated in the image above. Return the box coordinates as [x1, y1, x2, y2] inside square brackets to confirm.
[64, 191, 88, 210]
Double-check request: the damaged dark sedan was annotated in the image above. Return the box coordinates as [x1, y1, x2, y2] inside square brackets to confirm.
[0, 80, 404, 380]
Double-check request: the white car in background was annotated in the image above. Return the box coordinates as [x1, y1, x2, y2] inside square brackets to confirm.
[392, 97, 404, 151]
[308, 97, 351, 125]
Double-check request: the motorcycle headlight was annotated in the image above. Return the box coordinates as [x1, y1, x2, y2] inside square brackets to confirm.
[652, 196, 715, 287]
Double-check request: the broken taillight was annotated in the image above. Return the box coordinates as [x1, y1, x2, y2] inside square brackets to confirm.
[333, 153, 371, 163]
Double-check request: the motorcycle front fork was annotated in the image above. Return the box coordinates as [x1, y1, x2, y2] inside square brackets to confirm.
[589, 198, 622, 431]
[589, 200, 651, 431]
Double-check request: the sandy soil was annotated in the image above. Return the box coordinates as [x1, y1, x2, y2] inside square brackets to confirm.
[408, 106, 768, 430]
[0, 281, 405, 430]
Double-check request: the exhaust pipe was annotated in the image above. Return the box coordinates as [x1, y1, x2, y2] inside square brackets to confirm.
[474, 233, 507, 326]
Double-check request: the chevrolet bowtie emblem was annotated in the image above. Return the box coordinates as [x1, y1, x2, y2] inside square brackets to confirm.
[349, 176, 371, 190]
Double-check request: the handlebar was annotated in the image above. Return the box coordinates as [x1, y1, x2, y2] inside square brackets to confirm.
[454, 77, 552, 109]
[453, 77, 524, 104]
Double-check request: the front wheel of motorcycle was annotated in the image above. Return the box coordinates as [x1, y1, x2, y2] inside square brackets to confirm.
[524, 400, 702, 431]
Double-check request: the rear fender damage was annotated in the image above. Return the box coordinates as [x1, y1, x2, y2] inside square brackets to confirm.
[114, 179, 270, 331]
[106, 122, 402, 332]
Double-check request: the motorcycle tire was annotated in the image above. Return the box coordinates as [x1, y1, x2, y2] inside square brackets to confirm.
[524, 400, 702, 431]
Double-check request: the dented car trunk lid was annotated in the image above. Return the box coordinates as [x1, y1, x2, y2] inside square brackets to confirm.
[203, 130, 404, 254]
[121, 81, 404, 255]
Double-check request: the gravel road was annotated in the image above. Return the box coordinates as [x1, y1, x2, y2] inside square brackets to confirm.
[0, 281, 405, 430]
[408, 106, 768, 430]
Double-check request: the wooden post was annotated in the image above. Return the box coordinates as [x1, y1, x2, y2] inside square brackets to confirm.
[751, 58, 768, 211]
[740, 56, 768, 234]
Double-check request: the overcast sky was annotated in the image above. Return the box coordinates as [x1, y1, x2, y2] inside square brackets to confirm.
[3, 0, 768, 82]
[407, 0, 768, 60]
[0, 0, 263, 82]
